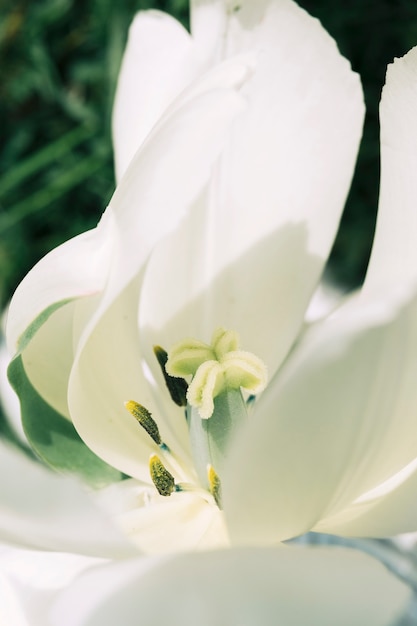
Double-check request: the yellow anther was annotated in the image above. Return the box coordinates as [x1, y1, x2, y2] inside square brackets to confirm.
[125, 401, 161, 445]
[149, 454, 176, 497]
[207, 464, 222, 509]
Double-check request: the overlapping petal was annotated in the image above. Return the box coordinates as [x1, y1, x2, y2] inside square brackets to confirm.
[0, 440, 133, 558]
[97, 479, 227, 554]
[112, 11, 202, 181]
[364, 47, 417, 294]
[138, 0, 364, 382]
[67, 70, 248, 480]
[51, 546, 409, 626]
[223, 44, 417, 545]
[222, 287, 417, 543]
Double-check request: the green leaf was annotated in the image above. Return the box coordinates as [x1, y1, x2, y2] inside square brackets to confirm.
[8, 355, 122, 488]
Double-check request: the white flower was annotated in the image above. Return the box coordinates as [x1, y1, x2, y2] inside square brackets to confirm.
[4, 0, 417, 578]
[0, 437, 408, 625]
[2, 1, 417, 623]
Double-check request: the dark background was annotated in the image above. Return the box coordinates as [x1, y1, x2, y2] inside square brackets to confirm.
[1, 0, 417, 306]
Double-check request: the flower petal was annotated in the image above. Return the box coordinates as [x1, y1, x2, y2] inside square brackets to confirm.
[0, 335, 26, 445]
[97, 479, 227, 554]
[68, 280, 193, 483]
[0, 440, 133, 558]
[112, 11, 200, 181]
[222, 287, 417, 543]
[315, 458, 417, 537]
[7, 63, 247, 485]
[0, 545, 105, 626]
[138, 0, 365, 378]
[364, 47, 417, 294]
[8, 354, 121, 486]
[51, 545, 409, 626]
[6, 216, 112, 356]
[68, 72, 248, 479]
[5, 217, 113, 422]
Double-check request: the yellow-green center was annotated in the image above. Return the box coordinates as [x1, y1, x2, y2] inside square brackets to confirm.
[125, 327, 268, 508]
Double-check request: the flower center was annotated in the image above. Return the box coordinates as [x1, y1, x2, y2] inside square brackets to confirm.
[166, 327, 267, 419]
[126, 327, 267, 508]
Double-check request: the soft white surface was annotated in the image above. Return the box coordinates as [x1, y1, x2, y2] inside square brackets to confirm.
[51, 545, 409, 626]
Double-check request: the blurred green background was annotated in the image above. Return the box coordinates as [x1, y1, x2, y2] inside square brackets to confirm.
[1, 0, 417, 307]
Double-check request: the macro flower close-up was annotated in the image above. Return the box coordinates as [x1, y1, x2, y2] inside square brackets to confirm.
[3, 0, 417, 623]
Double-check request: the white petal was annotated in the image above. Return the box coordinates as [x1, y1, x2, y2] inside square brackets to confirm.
[8, 67, 245, 483]
[69, 280, 193, 483]
[315, 455, 417, 537]
[0, 545, 105, 626]
[0, 334, 25, 442]
[69, 74, 247, 479]
[190, 0, 226, 62]
[0, 441, 133, 557]
[364, 47, 417, 294]
[112, 11, 200, 181]
[6, 214, 113, 356]
[5, 214, 114, 415]
[139, 0, 364, 378]
[97, 479, 227, 554]
[20, 300, 76, 418]
[51, 545, 409, 626]
[222, 287, 417, 543]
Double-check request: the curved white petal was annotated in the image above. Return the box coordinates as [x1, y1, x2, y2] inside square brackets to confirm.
[315, 454, 417, 537]
[139, 0, 364, 378]
[6, 214, 113, 356]
[20, 300, 76, 418]
[0, 441, 133, 558]
[103, 75, 246, 318]
[51, 546, 409, 626]
[97, 479, 227, 554]
[190, 0, 226, 62]
[365, 47, 417, 294]
[5, 215, 114, 416]
[69, 71, 247, 480]
[0, 335, 25, 442]
[112, 11, 201, 181]
[223, 286, 417, 543]
[69, 280, 193, 483]
[0, 545, 105, 626]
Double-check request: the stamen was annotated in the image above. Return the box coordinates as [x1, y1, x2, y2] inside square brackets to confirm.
[149, 454, 176, 497]
[153, 346, 188, 407]
[125, 401, 161, 445]
[207, 464, 222, 508]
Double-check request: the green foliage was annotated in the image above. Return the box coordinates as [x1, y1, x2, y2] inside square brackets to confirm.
[1, 0, 417, 304]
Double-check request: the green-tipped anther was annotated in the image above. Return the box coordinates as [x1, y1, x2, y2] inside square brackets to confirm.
[154, 345, 188, 407]
[125, 400, 161, 445]
[149, 454, 175, 496]
[166, 327, 268, 419]
[207, 464, 222, 509]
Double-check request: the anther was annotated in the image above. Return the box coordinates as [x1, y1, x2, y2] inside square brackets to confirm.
[207, 464, 222, 509]
[154, 345, 188, 407]
[125, 401, 161, 445]
[149, 454, 176, 497]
